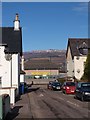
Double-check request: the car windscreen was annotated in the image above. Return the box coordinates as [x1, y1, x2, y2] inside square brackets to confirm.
[53, 82, 61, 86]
[66, 82, 75, 86]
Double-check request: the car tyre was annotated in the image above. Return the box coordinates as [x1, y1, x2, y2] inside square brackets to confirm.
[74, 94, 77, 99]
[64, 90, 67, 94]
[81, 95, 84, 101]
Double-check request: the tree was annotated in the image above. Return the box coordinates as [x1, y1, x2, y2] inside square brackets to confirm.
[82, 49, 90, 81]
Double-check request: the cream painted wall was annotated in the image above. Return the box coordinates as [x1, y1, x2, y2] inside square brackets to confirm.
[74, 56, 87, 80]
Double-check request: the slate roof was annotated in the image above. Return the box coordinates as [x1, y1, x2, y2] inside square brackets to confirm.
[66, 38, 90, 58]
[24, 59, 59, 70]
[0, 27, 22, 56]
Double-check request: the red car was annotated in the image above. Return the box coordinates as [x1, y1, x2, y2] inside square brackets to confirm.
[62, 81, 76, 94]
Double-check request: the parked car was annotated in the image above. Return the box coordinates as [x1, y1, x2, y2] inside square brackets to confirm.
[47, 81, 53, 89]
[51, 82, 62, 90]
[75, 82, 90, 101]
[62, 81, 76, 94]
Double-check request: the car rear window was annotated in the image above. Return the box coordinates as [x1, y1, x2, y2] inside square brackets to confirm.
[82, 83, 90, 87]
[66, 82, 75, 86]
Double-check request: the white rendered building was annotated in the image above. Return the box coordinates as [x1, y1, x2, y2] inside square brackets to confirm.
[66, 38, 88, 80]
[0, 14, 23, 105]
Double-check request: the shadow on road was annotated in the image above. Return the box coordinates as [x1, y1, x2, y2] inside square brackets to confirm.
[27, 86, 40, 93]
[5, 106, 23, 120]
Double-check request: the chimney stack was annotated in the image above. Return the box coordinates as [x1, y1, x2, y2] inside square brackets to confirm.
[14, 13, 20, 31]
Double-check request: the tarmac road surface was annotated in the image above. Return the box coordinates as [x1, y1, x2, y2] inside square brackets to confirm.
[6, 84, 90, 119]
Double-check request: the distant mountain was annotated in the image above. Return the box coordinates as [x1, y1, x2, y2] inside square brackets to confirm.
[23, 49, 66, 59]
[23, 49, 66, 72]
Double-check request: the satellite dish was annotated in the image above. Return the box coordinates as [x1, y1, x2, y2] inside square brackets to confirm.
[5, 54, 12, 61]
[76, 56, 79, 60]
[77, 69, 80, 73]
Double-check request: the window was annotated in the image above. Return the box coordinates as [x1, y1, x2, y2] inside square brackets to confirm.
[83, 48, 88, 55]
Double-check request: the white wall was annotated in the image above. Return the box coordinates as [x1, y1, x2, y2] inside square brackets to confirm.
[74, 56, 87, 80]
[12, 54, 20, 95]
[0, 46, 11, 87]
[20, 74, 25, 83]
[0, 88, 16, 105]
[12, 54, 20, 88]
[66, 46, 74, 77]
[0, 46, 20, 97]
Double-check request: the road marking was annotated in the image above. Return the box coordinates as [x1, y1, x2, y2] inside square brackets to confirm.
[39, 94, 44, 97]
[67, 101, 79, 107]
[59, 97, 64, 101]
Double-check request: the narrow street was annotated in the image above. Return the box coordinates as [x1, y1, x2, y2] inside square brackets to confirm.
[6, 84, 90, 119]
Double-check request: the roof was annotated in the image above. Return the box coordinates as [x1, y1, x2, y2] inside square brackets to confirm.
[24, 59, 59, 70]
[66, 38, 90, 58]
[0, 27, 22, 56]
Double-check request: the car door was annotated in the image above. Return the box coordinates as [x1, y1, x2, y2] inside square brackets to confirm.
[75, 83, 81, 98]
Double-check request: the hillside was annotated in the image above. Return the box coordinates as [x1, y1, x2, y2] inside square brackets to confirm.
[23, 49, 66, 72]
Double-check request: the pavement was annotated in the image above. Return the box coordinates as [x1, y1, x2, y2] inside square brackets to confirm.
[5, 92, 33, 120]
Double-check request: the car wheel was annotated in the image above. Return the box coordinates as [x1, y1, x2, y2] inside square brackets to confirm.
[81, 95, 84, 101]
[74, 94, 77, 99]
[64, 90, 66, 94]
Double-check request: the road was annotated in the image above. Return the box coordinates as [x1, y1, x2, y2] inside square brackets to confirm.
[27, 85, 90, 119]
[6, 84, 90, 119]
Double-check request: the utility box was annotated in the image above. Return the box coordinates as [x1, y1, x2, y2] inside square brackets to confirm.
[0, 96, 3, 120]
[0, 94, 10, 120]
[19, 83, 25, 95]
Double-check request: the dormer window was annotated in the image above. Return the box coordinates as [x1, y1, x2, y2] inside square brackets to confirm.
[79, 42, 88, 55]
[83, 48, 88, 55]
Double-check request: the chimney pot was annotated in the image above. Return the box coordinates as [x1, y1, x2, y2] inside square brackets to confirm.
[15, 13, 19, 21]
[14, 13, 20, 31]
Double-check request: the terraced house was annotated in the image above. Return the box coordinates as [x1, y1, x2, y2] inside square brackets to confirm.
[66, 38, 89, 80]
[0, 14, 24, 105]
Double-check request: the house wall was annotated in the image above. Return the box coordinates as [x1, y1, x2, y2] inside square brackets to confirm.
[12, 54, 20, 88]
[0, 88, 16, 105]
[12, 54, 20, 95]
[20, 74, 25, 83]
[66, 46, 74, 77]
[74, 56, 87, 80]
[0, 46, 20, 97]
[0, 46, 11, 88]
